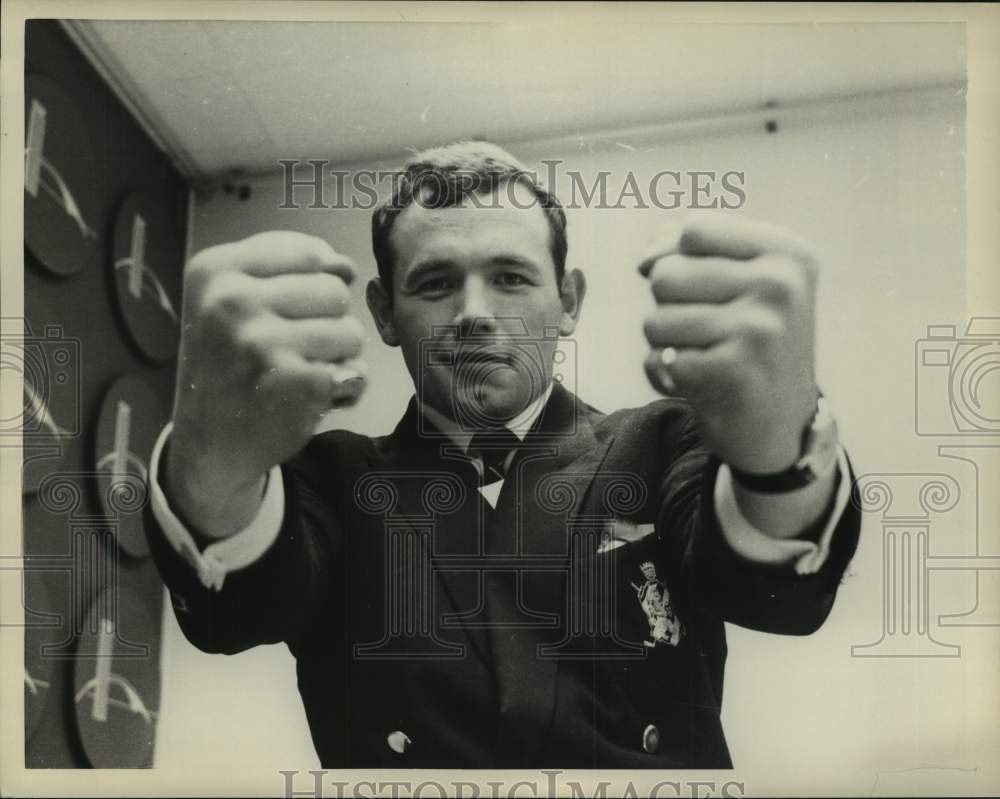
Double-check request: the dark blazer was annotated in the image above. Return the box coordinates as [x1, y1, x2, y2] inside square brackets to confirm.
[145, 383, 861, 768]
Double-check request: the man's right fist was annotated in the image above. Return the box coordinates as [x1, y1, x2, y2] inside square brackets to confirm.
[165, 231, 367, 536]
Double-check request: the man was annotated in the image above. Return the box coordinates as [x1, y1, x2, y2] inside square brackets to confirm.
[145, 141, 859, 768]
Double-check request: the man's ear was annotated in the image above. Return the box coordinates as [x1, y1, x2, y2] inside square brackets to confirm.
[365, 277, 399, 347]
[558, 268, 587, 336]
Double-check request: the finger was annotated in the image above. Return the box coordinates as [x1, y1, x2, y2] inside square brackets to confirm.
[256, 272, 352, 319]
[266, 316, 365, 362]
[261, 350, 343, 411]
[264, 353, 369, 413]
[664, 341, 749, 413]
[648, 255, 754, 304]
[643, 348, 679, 396]
[637, 220, 684, 277]
[643, 303, 735, 349]
[328, 359, 369, 409]
[678, 212, 814, 263]
[232, 231, 358, 283]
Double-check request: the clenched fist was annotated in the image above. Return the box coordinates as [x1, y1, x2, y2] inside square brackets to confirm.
[640, 214, 819, 476]
[165, 231, 367, 537]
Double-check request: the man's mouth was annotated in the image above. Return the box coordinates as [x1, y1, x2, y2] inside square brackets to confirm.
[455, 347, 515, 368]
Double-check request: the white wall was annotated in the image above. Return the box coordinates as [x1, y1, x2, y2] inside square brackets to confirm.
[156, 87, 989, 794]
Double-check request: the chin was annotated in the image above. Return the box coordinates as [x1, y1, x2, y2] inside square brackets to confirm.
[453, 379, 532, 429]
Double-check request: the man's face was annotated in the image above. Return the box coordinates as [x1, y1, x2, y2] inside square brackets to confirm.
[369, 181, 583, 428]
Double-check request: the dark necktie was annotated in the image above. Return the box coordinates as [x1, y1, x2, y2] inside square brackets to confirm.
[468, 429, 520, 487]
[471, 426, 548, 766]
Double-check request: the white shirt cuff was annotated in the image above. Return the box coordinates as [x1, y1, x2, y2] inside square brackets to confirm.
[148, 422, 285, 592]
[713, 446, 851, 576]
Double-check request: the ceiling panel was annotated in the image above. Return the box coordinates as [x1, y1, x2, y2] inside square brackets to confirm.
[75, 20, 966, 179]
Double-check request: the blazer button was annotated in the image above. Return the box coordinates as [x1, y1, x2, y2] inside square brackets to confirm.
[642, 724, 660, 754]
[387, 730, 412, 754]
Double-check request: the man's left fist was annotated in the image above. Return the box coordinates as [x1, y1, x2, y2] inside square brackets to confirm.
[639, 214, 820, 475]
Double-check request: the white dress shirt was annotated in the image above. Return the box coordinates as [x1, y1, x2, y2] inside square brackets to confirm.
[148, 386, 850, 591]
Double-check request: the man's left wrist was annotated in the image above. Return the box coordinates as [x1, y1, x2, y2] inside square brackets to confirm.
[730, 391, 839, 494]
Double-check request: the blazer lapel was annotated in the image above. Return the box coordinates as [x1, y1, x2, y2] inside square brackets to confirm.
[487, 383, 617, 764]
[366, 399, 494, 665]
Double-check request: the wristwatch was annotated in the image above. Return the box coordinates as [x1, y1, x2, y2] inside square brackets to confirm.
[730, 392, 839, 493]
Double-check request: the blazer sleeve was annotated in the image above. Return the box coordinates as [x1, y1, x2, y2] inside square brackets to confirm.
[656, 406, 862, 635]
[144, 435, 345, 655]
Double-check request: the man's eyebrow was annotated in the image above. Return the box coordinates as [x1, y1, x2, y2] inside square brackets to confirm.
[404, 254, 539, 279]
[488, 254, 540, 270]
[403, 258, 458, 283]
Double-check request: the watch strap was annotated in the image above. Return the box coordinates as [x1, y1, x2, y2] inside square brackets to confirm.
[729, 392, 837, 494]
[729, 460, 821, 493]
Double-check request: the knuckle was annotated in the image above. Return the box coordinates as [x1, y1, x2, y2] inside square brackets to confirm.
[678, 225, 702, 254]
[200, 272, 256, 320]
[188, 239, 250, 276]
[310, 234, 346, 265]
[642, 314, 661, 344]
[184, 259, 213, 293]
[650, 264, 681, 301]
[643, 354, 659, 381]
[756, 259, 804, 305]
[186, 243, 227, 274]
[758, 274, 791, 305]
[320, 273, 351, 307]
[740, 310, 784, 346]
[233, 319, 276, 366]
[251, 230, 325, 267]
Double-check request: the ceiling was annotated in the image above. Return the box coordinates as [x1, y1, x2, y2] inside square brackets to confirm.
[67, 19, 965, 181]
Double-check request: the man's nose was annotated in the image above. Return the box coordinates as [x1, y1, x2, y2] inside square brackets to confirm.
[453, 279, 497, 337]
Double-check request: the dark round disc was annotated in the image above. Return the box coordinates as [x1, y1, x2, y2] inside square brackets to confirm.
[110, 192, 183, 363]
[93, 375, 167, 558]
[24, 574, 61, 742]
[73, 586, 160, 768]
[24, 73, 99, 278]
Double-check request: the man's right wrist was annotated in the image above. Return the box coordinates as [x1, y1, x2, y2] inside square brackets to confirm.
[163, 430, 268, 540]
[149, 423, 287, 591]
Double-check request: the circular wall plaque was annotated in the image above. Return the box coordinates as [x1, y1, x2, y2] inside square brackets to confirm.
[24, 574, 60, 743]
[24, 73, 99, 278]
[111, 192, 183, 363]
[93, 376, 167, 558]
[73, 586, 160, 768]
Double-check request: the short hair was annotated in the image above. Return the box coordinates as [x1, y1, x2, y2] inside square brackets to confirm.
[371, 141, 568, 296]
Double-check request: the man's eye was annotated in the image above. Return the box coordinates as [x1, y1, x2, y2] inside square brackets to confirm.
[497, 273, 529, 287]
[419, 277, 454, 293]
